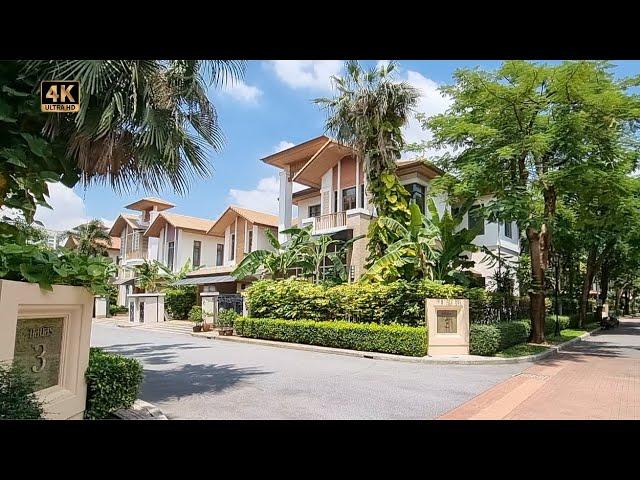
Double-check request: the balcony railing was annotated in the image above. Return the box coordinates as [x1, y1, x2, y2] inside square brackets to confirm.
[313, 212, 347, 232]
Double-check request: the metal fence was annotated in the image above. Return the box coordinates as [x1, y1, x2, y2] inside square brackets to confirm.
[470, 297, 531, 324]
[218, 294, 244, 315]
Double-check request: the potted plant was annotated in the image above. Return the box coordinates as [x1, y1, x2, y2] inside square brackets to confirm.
[217, 308, 238, 336]
[188, 306, 204, 332]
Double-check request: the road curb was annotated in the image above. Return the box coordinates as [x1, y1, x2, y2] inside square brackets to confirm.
[113, 399, 168, 420]
[189, 326, 601, 365]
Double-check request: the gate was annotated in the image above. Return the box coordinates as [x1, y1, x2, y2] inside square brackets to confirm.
[218, 294, 244, 315]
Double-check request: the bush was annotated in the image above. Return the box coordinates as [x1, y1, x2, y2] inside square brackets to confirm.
[218, 308, 238, 327]
[245, 279, 465, 326]
[85, 348, 144, 419]
[109, 304, 128, 316]
[0, 363, 44, 419]
[165, 286, 197, 320]
[544, 315, 571, 334]
[234, 317, 428, 357]
[188, 305, 203, 322]
[470, 320, 531, 356]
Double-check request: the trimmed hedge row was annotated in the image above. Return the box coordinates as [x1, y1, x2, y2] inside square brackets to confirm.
[470, 315, 573, 356]
[245, 279, 465, 326]
[234, 317, 428, 357]
[85, 348, 144, 419]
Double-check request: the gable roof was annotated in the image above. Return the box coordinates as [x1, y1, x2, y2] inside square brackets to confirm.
[108, 214, 144, 237]
[63, 235, 120, 251]
[144, 212, 217, 238]
[207, 205, 278, 236]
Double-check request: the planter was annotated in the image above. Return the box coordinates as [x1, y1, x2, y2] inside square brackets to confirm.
[0, 279, 94, 420]
[192, 324, 202, 332]
[218, 327, 234, 336]
[202, 323, 212, 332]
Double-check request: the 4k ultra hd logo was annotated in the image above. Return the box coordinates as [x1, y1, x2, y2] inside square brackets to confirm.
[40, 81, 80, 112]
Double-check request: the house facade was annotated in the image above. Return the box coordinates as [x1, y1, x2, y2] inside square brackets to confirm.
[263, 135, 520, 289]
[108, 197, 176, 305]
[175, 205, 279, 295]
[63, 234, 121, 265]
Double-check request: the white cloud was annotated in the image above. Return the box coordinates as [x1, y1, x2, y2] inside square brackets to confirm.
[221, 79, 263, 104]
[34, 182, 90, 231]
[376, 60, 391, 70]
[228, 176, 305, 216]
[273, 140, 295, 154]
[400, 70, 453, 159]
[269, 60, 342, 91]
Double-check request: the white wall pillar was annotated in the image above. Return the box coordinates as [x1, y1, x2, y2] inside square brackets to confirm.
[278, 168, 293, 243]
[337, 158, 342, 212]
[355, 157, 360, 209]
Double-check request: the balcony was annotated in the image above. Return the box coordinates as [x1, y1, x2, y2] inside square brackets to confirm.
[313, 212, 347, 234]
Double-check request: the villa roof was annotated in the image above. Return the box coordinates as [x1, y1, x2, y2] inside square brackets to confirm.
[108, 214, 145, 237]
[207, 205, 279, 236]
[144, 212, 217, 238]
[124, 197, 175, 212]
[63, 235, 120, 251]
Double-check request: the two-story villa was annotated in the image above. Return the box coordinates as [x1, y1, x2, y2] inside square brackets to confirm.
[175, 205, 279, 295]
[109, 197, 175, 305]
[263, 135, 520, 288]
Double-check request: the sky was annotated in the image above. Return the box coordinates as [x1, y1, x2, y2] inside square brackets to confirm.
[34, 60, 640, 231]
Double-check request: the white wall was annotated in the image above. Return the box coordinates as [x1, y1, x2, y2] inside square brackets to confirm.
[459, 195, 520, 255]
[255, 225, 277, 251]
[296, 195, 322, 221]
[176, 230, 224, 271]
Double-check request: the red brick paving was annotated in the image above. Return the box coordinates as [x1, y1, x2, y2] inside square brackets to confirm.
[439, 318, 640, 420]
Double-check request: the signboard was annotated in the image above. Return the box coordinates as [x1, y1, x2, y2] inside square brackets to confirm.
[13, 317, 64, 391]
[436, 309, 458, 333]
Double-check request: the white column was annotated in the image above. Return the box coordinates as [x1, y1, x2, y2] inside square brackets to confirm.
[278, 168, 293, 243]
[355, 157, 360, 209]
[363, 160, 369, 212]
[337, 158, 342, 212]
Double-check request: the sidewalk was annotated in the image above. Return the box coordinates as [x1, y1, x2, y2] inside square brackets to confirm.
[439, 317, 640, 420]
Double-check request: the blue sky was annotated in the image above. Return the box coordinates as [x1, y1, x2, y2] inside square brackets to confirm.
[34, 60, 640, 231]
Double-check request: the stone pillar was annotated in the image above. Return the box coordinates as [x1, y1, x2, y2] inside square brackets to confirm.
[201, 292, 219, 326]
[278, 168, 293, 244]
[426, 298, 470, 356]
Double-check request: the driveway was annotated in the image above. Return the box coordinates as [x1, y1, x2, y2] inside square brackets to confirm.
[91, 323, 529, 419]
[440, 317, 640, 419]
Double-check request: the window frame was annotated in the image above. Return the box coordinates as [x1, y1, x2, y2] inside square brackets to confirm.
[192, 240, 201, 268]
[468, 205, 485, 235]
[230, 233, 235, 261]
[308, 204, 321, 218]
[342, 186, 357, 211]
[216, 243, 224, 266]
[167, 241, 175, 270]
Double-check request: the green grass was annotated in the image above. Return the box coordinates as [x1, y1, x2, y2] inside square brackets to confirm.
[495, 343, 550, 358]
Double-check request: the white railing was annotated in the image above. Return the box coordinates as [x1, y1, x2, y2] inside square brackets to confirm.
[313, 212, 347, 232]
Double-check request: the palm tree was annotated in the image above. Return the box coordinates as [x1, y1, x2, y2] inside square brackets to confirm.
[68, 219, 111, 256]
[22, 60, 245, 194]
[315, 61, 420, 261]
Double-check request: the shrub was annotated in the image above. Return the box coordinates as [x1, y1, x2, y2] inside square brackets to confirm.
[469, 320, 531, 356]
[218, 308, 238, 327]
[234, 317, 428, 357]
[0, 363, 44, 419]
[245, 278, 465, 326]
[85, 348, 144, 419]
[109, 304, 128, 316]
[544, 315, 571, 334]
[165, 286, 197, 320]
[188, 305, 203, 322]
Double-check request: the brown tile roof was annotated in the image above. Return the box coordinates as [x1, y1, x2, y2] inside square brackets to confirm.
[124, 197, 175, 212]
[144, 212, 216, 237]
[185, 265, 234, 277]
[229, 206, 279, 227]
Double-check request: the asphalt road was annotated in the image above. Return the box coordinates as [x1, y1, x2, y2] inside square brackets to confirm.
[91, 323, 531, 420]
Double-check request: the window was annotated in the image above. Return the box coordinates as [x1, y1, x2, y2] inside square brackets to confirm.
[504, 221, 513, 239]
[308, 204, 321, 218]
[406, 183, 426, 213]
[132, 232, 140, 251]
[333, 191, 338, 213]
[360, 186, 365, 209]
[230, 233, 235, 261]
[192, 240, 201, 268]
[248, 230, 253, 252]
[167, 241, 175, 270]
[342, 187, 356, 211]
[468, 206, 485, 235]
[216, 244, 224, 266]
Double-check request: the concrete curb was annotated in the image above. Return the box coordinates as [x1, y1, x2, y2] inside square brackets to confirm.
[190, 326, 601, 365]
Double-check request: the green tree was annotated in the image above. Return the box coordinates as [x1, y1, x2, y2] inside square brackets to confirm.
[315, 60, 419, 263]
[1, 60, 244, 230]
[426, 61, 640, 343]
[67, 219, 111, 256]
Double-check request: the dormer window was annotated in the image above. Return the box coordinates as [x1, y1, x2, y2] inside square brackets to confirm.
[468, 205, 485, 235]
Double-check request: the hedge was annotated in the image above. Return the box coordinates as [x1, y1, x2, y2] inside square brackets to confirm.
[165, 286, 197, 320]
[85, 348, 144, 419]
[234, 317, 428, 357]
[469, 315, 573, 356]
[0, 363, 44, 419]
[245, 279, 465, 326]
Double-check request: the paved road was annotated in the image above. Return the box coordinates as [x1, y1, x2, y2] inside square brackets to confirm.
[91, 323, 530, 419]
[441, 318, 640, 420]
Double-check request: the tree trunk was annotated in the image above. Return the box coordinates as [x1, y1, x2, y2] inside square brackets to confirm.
[596, 259, 611, 321]
[579, 249, 597, 328]
[624, 289, 630, 315]
[527, 226, 546, 343]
